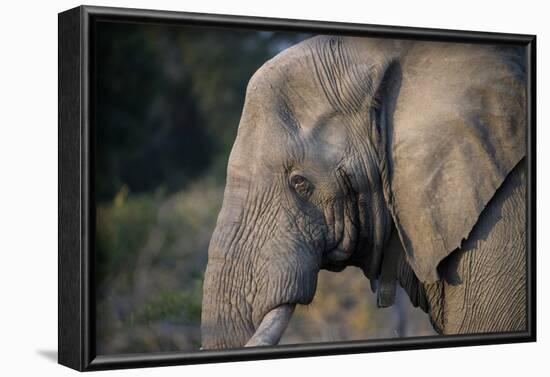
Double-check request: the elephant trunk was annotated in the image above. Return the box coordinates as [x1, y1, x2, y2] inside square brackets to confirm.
[201, 173, 322, 349]
[201, 225, 256, 349]
[201, 217, 309, 349]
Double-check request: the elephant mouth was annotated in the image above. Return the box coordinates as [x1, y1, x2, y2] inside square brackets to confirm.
[245, 304, 296, 347]
[321, 258, 349, 272]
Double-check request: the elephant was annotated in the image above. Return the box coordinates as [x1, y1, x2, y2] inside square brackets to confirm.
[201, 35, 527, 349]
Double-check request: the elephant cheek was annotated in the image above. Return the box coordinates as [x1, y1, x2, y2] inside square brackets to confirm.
[323, 198, 359, 263]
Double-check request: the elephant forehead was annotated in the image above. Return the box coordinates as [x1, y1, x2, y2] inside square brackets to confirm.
[246, 36, 377, 117]
[247, 56, 332, 117]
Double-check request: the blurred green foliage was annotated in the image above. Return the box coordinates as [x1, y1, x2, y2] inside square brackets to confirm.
[96, 177, 224, 353]
[129, 285, 203, 325]
[96, 186, 156, 287]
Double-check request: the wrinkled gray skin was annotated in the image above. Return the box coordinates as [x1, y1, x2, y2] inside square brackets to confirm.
[201, 36, 527, 349]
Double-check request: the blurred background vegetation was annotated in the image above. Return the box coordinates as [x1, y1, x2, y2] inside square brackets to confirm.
[95, 21, 435, 355]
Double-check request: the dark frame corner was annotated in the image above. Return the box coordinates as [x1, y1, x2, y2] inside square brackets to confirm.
[58, 5, 536, 372]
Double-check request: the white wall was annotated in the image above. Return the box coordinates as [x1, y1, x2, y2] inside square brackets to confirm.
[0, 0, 547, 375]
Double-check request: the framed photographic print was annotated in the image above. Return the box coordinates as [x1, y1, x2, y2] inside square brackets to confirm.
[58, 5, 536, 371]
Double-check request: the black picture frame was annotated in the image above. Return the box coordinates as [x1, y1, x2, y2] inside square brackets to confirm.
[58, 5, 537, 372]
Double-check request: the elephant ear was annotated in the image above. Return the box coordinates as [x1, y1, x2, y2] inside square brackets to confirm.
[383, 43, 526, 283]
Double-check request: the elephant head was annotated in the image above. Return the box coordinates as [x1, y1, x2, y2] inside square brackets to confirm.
[201, 36, 525, 349]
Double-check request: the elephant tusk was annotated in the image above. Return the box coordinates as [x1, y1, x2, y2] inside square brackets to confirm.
[245, 304, 295, 347]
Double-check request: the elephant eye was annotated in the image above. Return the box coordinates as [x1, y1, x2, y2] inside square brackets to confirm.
[290, 174, 313, 199]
